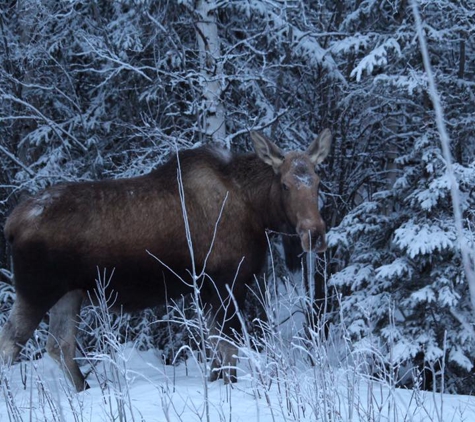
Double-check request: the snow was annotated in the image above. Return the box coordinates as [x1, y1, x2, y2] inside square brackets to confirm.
[292, 161, 313, 187]
[231, 1, 345, 82]
[391, 338, 419, 362]
[330, 34, 371, 55]
[449, 347, 474, 371]
[413, 173, 454, 211]
[26, 205, 44, 219]
[375, 258, 413, 281]
[350, 38, 401, 82]
[394, 222, 455, 258]
[330, 263, 373, 290]
[409, 286, 436, 304]
[2, 345, 475, 421]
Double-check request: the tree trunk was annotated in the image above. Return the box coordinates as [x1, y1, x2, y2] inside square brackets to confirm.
[195, 0, 226, 146]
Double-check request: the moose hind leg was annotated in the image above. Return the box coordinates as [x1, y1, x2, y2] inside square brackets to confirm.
[209, 340, 238, 384]
[46, 290, 87, 392]
[0, 294, 47, 365]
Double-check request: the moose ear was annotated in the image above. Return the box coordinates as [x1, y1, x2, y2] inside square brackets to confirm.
[307, 128, 332, 165]
[250, 131, 284, 173]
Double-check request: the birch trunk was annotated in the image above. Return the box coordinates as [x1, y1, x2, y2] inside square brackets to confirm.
[195, 0, 226, 146]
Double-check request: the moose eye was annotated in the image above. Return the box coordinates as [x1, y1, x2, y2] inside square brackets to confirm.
[282, 183, 289, 191]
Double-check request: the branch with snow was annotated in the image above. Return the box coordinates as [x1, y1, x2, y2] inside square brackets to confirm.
[0, 144, 35, 177]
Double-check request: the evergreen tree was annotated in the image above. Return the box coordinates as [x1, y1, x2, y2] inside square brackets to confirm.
[327, 0, 475, 392]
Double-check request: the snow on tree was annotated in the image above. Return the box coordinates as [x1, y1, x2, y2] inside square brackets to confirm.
[327, 0, 475, 392]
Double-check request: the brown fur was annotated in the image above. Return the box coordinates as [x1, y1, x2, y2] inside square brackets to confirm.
[0, 130, 332, 391]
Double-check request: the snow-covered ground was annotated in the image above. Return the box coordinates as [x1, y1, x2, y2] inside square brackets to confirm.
[2, 276, 475, 422]
[2, 342, 475, 422]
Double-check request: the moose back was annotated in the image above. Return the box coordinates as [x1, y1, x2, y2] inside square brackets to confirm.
[0, 130, 332, 391]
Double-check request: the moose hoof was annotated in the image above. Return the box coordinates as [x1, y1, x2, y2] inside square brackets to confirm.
[209, 368, 237, 384]
[209, 370, 220, 382]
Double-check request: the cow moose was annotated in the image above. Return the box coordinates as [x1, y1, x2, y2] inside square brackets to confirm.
[0, 130, 332, 391]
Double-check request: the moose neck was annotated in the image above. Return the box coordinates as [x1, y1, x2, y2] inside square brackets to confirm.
[230, 154, 288, 232]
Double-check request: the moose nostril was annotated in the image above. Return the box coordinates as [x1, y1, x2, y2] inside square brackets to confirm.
[316, 234, 327, 252]
[309, 231, 326, 252]
[315, 235, 324, 248]
[312, 232, 322, 247]
[297, 225, 327, 252]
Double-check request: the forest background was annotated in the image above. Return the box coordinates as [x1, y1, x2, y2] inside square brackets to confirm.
[0, 0, 474, 394]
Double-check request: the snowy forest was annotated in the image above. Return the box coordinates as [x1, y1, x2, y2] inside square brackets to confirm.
[1, 0, 475, 403]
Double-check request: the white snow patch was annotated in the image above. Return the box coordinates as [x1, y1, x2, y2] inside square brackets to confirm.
[292, 160, 313, 187]
[438, 285, 460, 307]
[295, 173, 312, 187]
[450, 347, 474, 371]
[212, 147, 233, 164]
[26, 192, 55, 219]
[394, 222, 455, 258]
[26, 205, 44, 219]
[410, 285, 436, 303]
[414, 173, 451, 210]
[330, 263, 373, 290]
[351, 38, 401, 82]
[375, 258, 412, 281]
[392, 338, 419, 361]
[330, 34, 371, 54]
[326, 228, 350, 248]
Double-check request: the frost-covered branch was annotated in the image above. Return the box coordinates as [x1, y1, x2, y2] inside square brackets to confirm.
[0, 144, 34, 177]
[81, 38, 154, 83]
[2, 94, 87, 152]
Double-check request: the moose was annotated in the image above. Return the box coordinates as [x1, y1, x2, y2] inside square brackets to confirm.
[0, 129, 332, 391]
